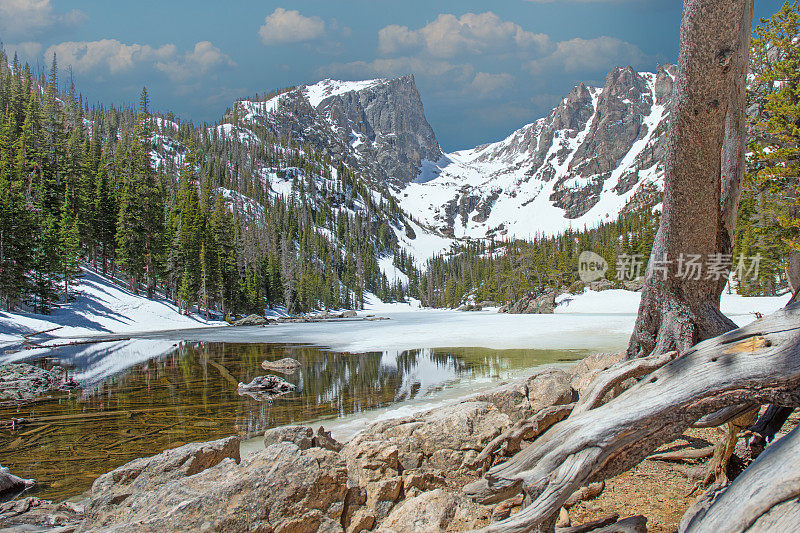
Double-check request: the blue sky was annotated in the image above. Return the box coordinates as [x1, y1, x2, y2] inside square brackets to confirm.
[0, 0, 786, 151]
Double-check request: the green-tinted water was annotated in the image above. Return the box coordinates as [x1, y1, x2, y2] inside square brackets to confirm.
[0, 341, 585, 501]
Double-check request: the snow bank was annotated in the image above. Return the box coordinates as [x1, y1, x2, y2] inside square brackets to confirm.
[556, 289, 790, 326]
[0, 268, 224, 347]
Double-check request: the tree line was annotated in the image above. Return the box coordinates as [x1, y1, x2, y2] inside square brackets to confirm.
[0, 49, 416, 317]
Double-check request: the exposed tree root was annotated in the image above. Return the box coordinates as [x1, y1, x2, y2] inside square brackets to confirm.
[470, 403, 574, 472]
[679, 422, 800, 532]
[573, 351, 677, 415]
[648, 446, 715, 463]
[464, 303, 800, 532]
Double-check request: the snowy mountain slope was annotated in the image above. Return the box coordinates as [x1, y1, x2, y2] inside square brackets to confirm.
[399, 65, 676, 240]
[207, 64, 677, 261]
[0, 268, 223, 348]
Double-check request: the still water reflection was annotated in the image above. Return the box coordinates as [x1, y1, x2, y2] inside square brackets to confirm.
[0, 340, 585, 501]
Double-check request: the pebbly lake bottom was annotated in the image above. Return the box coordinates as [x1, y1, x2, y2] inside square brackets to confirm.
[0, 338, 591, 501]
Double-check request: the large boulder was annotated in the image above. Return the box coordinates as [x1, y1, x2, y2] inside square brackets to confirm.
[80, 441, 349, 533]
[526, 369, 575, 412]
[569, 352, 625, 397]
[233, 314, 268, 326]
[86, 436, 241, 514]
[378, 489, 489, 532]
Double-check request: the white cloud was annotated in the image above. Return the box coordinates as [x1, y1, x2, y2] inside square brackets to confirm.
[527, 36, 647, 74]
[258, 8, 326, 45]
[0, 0, 86, 39]
[45, 39, 235, 83]
[156, 41, 236, 82]
[378, 12, 552, 58]
[46, 40, 175, 75]
[4, 41, 43, 61]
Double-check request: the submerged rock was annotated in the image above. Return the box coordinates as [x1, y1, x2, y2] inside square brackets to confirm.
[0, 497, 83, 530]
[237, 374, 295, 394]
[0, 363, 79, 403]
[261, 357, 302, 373]
[238, 374, 296, 402]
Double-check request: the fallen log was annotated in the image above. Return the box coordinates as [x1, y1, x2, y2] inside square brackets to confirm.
[464, 302, 800, 532]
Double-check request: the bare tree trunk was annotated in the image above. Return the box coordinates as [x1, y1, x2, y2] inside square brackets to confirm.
[628, 0, 754, 358]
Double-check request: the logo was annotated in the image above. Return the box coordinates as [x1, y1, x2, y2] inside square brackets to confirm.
[578, 251, 608, 282]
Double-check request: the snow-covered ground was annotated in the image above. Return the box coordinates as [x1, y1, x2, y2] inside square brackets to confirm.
[90, 289, 788, 355]
[0, 268, 224, 348]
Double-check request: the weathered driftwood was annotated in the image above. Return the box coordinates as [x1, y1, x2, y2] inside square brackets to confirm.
[573, 351, 676, 415]
[464, 303, 800, 532]
[471, 404, 575, 470]
[679, 422, 800, 532]
[648, 445, 714, 463]
[691, 402, 756, 428]
[555, 514, 646, 533]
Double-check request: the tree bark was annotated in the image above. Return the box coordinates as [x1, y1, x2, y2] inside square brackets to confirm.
[628, 0, 754, 358]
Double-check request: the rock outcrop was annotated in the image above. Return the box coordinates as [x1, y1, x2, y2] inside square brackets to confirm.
[315, 76, 442, 186]
[499, 289, 561, 314]
[231, 76, 442, 188]
[233, 314, 268, 326]
[7, 353, 662, 532]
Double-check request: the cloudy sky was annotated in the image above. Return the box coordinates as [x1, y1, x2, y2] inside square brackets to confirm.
[0, 0, 785, 151]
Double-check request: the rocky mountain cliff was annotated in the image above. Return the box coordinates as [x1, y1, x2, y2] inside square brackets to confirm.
[214, 65, 676, 259]
[400, 65, 676, 240]
[226, 75, 442, 187]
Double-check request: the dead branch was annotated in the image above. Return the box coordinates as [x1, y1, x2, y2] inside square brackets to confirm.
[573, 351, 676, 415]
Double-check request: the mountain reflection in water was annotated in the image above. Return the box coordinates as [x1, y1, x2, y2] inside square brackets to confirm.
[0, 339, 586, 501]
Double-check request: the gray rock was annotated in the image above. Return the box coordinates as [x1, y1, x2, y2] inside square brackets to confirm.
[0, 464, 35, 496]
[503, 289, 560, 314]
[233, 314, 268, 326]
[340, 310, 358, 318]
[0, 497, 83, 530]
[80, 441, 349, 533]
[261, 357, 302, 373]
[527, 369, 576, 412]
[378, 489, 489, 532]
[316, 75, 442, 186]
[264, 425, 314, 450]
[86, 436, 241, 514]
[237, 374, 295, 394]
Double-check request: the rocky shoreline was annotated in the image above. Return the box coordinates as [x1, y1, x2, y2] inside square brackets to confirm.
[0, 351, 636, 532]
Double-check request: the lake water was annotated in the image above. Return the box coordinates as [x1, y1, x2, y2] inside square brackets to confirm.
[0, 334, 591, 501]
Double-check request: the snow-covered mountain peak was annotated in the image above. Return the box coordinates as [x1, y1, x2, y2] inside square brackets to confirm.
[399, 64, 677, 241]
[303, 78, 391, 107]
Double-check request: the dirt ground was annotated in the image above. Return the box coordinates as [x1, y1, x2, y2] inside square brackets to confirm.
[566, 412, 800, 532]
